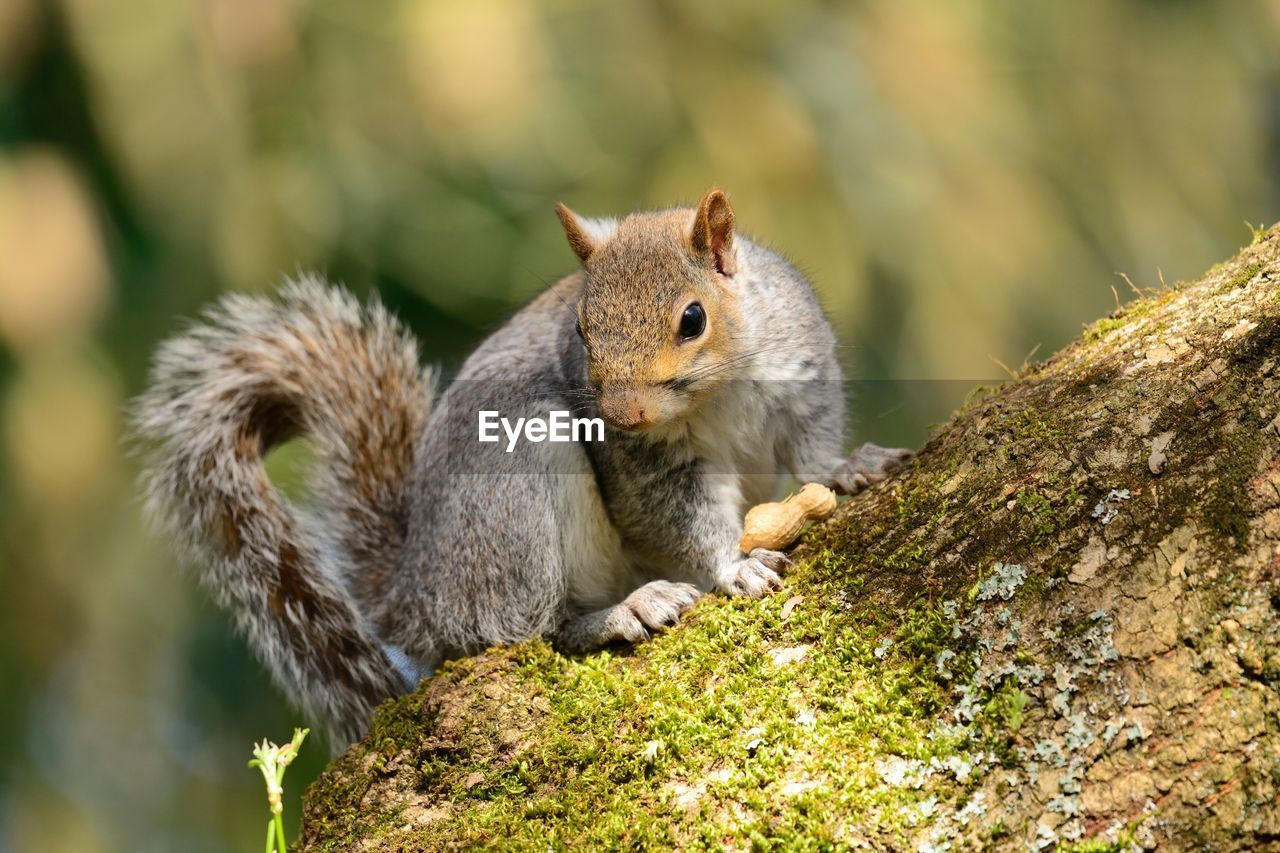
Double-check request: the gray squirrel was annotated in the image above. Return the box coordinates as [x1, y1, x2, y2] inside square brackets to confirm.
[133, 188, 912, 745]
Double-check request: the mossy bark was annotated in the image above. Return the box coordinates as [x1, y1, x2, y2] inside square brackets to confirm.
[300, 227, 1280, 851]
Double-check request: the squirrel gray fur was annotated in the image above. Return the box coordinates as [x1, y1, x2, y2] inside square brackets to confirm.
[132, 188, 912, 745]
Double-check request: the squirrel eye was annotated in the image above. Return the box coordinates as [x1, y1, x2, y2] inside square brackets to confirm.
[678, 302, 706, 340]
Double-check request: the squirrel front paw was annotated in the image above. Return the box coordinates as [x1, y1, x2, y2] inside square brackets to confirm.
[830, 442, 914, 494]
[716, 548, 792, 598]
[621, 580, 703, 638]
[558, 580, 702, 651]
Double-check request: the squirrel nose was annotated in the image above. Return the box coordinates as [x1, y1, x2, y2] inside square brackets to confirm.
[599, 387, 654, 431]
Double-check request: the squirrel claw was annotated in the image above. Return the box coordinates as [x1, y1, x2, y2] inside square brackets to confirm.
[748, 548, 793, 573]
[717, 553, 785, 598]
[622, 580, 702, 633]
[831, 443, 914, 494]
[559, 580, 702, 651]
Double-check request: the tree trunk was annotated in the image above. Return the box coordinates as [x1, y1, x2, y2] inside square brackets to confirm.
[299, 227, 1280, 851]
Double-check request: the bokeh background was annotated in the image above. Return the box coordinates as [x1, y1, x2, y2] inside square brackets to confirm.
[1, 0, 1279, 849]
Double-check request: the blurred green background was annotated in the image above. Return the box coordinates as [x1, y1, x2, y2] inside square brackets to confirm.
[1, 0, 1278, 849]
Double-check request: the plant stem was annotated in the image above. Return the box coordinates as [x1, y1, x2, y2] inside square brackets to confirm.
[265, 819, 275, 853]
[275, 812, 288, 853]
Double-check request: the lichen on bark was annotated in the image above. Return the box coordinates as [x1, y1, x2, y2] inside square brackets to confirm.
[300, 227, 1280, 851]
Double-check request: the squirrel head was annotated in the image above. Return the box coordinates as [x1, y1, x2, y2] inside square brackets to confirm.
[556, 188, 742, 433]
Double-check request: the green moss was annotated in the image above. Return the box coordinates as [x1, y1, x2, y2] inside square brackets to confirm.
[980, 684, 1029, 736]
[1197, 426, 1265, 546]
[1083, 315, 1126, 344]
[1059, 839, 1133, 853]
[1057, 821, 1143, 852]
[1218, 261, 1263, 293]
[304, 552, 1002, 849]
[1012, 489, 1057, 542]
[1080, 283, 1183, 344]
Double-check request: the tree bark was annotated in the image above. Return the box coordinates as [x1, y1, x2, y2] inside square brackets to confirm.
[300, 227, 1280, 851]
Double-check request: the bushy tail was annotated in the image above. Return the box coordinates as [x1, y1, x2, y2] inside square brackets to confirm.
[132, 276, 434, 744]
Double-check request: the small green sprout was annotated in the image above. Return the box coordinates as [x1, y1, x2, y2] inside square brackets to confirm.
[249, 727, 309, 853]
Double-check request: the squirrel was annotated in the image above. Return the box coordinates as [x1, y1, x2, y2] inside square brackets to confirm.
[132, 188, 912, 745]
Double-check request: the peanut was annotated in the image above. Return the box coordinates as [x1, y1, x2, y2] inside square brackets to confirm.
[739, 483, 837, 552]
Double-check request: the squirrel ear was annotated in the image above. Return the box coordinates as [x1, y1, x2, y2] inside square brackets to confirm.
[556, 203, 609, 265]
[690, 187, 735, 276]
